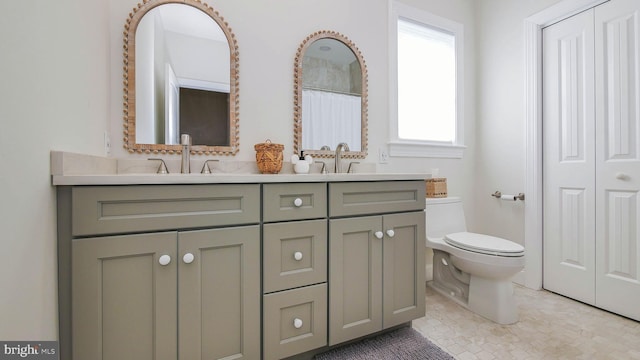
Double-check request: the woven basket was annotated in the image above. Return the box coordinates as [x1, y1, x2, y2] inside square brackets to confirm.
[254, 140, 284, 174]
[426, 178, 447, 198]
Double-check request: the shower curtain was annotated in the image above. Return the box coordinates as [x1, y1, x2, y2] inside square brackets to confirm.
[301, 89, 361, 151]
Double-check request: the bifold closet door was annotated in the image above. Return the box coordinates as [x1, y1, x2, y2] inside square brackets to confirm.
[543, 0, 640, 321]
[542, 9, 596, 305]
[594, 0, 640, 321]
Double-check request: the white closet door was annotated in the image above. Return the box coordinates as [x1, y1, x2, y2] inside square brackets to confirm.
[594, 0, 640, 321]
[542, 9, 596, 305]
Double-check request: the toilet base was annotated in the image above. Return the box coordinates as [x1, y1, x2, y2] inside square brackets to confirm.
[468, 276, 518, 324]
[427, 276, 519, 325]
[427, 280, 470, 308]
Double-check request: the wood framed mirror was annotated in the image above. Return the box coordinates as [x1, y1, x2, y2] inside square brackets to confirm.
[293, 30, 368, 159]
[123, 0, 239, 155]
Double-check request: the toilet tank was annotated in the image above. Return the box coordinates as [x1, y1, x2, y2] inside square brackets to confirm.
[425, 197, 467, 238]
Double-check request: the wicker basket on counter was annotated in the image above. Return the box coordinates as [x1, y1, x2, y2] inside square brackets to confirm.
[254, 140, 284, 174]
[426, 178, 447, 198]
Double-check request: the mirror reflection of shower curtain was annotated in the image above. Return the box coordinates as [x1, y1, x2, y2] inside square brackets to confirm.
[302, 89, 361, 151]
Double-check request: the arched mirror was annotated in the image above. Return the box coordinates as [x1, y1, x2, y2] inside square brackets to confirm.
[294, 31, 368, 159]
[123, 0, 239, 155]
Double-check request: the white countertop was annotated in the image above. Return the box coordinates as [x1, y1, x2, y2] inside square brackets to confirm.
[50, 151, 430, 185]
[52, 172, 430, 185]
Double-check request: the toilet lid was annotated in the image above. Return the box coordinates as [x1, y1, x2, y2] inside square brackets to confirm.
[444, 232, 524, 257]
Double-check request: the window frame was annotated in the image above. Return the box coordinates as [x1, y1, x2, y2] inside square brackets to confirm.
[388, 1, 466, 158]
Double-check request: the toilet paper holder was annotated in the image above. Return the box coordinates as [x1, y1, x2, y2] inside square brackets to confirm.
[491, 191, 525, 201]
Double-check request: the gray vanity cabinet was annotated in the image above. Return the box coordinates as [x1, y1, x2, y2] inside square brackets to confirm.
[328, 181, 426, 346]
[59, 184, 261, 360]
[57, 179, 426, 360]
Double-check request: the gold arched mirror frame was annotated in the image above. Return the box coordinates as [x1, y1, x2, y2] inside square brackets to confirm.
[293, 30, 368, 159]
[123, 0, 240, 155]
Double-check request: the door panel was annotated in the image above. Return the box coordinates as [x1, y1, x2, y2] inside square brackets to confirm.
[178, 226, 260, 360]
[72, 232, 177, 360]
[595, 0, 640, 321]
[559, 188, 589, 269]
[382, 211, 426, 328]
[543, 9, 596, 304]
[329, 216, 382, 345]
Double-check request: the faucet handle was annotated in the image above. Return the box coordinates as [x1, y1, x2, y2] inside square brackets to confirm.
[148, 158, 169, 174]
[347, 162, 360, 174]
[201, 160, 219, 174]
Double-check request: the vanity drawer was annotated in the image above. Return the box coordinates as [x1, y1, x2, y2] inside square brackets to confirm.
[329, 181, 426, 217]
[263, 219, 327, 293]
[71, 184, 260, 236]
[263, 283, 327, 360]
[263, 183, 327, 222]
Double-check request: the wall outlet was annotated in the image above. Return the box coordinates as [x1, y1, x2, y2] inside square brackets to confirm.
[378, 147, 389, 164]
[104, 131, 111, 155]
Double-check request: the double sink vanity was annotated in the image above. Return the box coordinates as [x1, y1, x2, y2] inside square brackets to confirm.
[53, 152, 428, 360]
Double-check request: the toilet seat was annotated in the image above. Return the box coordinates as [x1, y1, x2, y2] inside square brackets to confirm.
[444, 232, 524, 257]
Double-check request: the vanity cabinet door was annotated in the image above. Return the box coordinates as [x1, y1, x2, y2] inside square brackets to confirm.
[178, 226, 260, 360]
[382, 211, 426, 328]
[72, 227, 260, 360]
[72, 232, 178, 360]
[328, 211, 426, 345]
[329, 216, 383, 345]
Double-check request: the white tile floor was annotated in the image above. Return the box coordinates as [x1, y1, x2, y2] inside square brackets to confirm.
[413, 284, 640, 359]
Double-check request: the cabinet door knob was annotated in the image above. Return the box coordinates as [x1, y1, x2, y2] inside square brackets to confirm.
[374, 231, 384, 239]
[293, 251, 303, 261]
[386, 229, 395, 238]
[293, 198, 303, 207]
[158, 255, 171, 266]
[183, 253, 195, 264]
[293, 318, 303, 329]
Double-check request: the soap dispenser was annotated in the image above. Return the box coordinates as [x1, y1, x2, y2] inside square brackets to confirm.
[291, 153, 313, 174]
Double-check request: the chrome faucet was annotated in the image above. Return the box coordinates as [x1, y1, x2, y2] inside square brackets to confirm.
[334, 142, 350, 173]
[181, 134, 191, 174]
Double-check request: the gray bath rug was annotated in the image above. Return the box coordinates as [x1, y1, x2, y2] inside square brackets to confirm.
[314, 327, 455, 360]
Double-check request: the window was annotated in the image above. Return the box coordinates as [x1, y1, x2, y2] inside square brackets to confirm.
[389, 1, 465, 158]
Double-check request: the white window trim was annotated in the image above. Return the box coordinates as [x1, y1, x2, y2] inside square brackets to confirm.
[388, 1, 465, 158]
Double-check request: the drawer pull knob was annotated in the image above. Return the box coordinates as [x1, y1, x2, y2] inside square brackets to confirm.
[158, 255, 171, 266]
[386, 229, 395, 238]
[293, 318, 303, 329]
[293, 198, 303, 207]
[183, 253, 195, 264]
[374, 231, 384, 239]
[294, 251, 303, 261]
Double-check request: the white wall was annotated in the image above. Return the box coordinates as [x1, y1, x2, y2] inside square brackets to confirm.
[0, 0, 110, 339]
[473, 0, 563, 242]
[473, 0, 564, 284]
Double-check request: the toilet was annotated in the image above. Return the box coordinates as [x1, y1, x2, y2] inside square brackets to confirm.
[425, 197, 525, 324]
